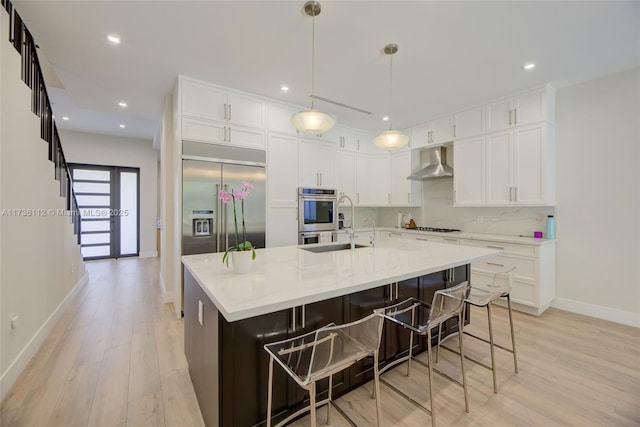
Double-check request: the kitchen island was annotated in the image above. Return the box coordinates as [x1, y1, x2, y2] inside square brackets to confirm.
[182, 239, 499, 427]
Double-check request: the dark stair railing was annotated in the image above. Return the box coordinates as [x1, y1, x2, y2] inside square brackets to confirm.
[1, 0, 80, 242]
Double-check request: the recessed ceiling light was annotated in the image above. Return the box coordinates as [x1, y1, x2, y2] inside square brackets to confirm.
[118, 101, 127, 108]
[62, 116, 70, 121]
[522, 63, 536, 71]
[119, 124, 125, 128]
[382, 115, 390, 121]
[280, 85, 289, 93]
[107, 34, 121, 44]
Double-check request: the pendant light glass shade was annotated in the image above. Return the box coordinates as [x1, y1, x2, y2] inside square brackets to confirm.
[291, 108, 335, 135]
[375, 43, 409, 150]
[373, 129, 410, 149]
[291, 1, 335, 136]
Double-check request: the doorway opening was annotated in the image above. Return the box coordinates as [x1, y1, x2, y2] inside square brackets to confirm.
[70, 164, 140, 260]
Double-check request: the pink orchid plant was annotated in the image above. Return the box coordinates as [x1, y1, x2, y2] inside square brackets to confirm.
[218, 180, 256, 266]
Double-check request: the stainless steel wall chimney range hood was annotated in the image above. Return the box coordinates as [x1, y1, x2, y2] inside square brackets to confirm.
[407, 146, 453, 180]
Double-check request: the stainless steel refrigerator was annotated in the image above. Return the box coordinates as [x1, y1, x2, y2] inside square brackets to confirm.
[182, 142, 266, 258]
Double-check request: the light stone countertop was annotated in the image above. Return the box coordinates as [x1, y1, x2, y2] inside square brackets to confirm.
[182, 239, 499, 322]
[352, 227, 557, 246]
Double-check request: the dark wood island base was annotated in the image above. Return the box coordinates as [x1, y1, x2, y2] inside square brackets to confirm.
[184, 265, 470, 427]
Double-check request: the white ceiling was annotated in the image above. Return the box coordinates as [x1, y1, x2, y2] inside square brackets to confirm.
[12, 1, 640, 141]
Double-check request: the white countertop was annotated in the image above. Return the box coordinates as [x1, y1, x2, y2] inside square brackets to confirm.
[371, 227, 556, 246]
[182, 239, 500, 322]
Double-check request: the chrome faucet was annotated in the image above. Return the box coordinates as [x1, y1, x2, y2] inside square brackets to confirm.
[338, 194, 356, 250]
[363, 218, 376, 247]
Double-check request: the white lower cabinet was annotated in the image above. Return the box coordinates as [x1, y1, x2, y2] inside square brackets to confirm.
[459, 238, 556, 315]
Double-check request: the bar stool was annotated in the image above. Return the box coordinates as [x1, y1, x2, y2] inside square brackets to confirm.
[264, 313, 384, 427]
[439, 267, 518, 394]
[375, 281, 471, 427]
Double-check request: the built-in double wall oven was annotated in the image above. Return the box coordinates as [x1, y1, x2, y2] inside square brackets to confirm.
[298, 187, 338, 244]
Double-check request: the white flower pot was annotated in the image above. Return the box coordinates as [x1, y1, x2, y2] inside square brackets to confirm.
[231, 251, 253, 274]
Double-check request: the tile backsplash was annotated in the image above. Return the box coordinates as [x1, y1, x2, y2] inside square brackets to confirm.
[378, 179, 556, 237]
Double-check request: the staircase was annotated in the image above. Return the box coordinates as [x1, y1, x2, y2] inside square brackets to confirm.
[1, 0, 80, 240]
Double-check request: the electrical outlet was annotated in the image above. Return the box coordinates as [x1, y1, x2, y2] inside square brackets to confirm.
[10, 314, 18, 330]
[476, 216, 484, 224]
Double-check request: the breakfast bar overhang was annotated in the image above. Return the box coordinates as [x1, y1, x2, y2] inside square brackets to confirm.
[182, 240, 499, 426]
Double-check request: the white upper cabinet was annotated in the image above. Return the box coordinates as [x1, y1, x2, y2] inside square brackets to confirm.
[428, 115, 454, 145]
[486, 86, 553, 133]
[299, 139, 338, 189]
[455, 123, 554, 207]
[453, 106, 485, 139]
[336, 126, 359, 152]
[390, 151, 421, 206]
[267, 134, 299, 205]
[410, 123, 430, 149]
[227, 91, 266, 129]
[453, 136, 485, 206]
[485, 130, 514, 204]
[268, 102, 299, 136]
[356, 153, 390, 205]
[178, 76, 266, 149]
[338, 151, 357, 202]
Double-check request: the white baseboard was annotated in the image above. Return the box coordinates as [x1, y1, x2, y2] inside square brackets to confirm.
[139, 251, 158, 258]
[551, 297, 640, 328]
[159, 273, 174, 303]
[0, 271, 90, 402]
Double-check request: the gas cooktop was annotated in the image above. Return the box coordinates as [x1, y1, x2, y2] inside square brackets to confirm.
[407, 227, 462, 233]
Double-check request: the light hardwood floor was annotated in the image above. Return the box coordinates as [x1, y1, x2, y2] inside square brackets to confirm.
[1, 257, 639, 427]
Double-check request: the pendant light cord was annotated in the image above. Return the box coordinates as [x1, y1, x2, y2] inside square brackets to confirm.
[310, 9, 316, 109]
[388, 51, 394, 130]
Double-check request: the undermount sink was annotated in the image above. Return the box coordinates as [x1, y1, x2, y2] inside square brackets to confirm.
[301, 243, 369, 253]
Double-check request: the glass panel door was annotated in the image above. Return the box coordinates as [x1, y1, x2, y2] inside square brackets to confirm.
[71, 164, 140, 260]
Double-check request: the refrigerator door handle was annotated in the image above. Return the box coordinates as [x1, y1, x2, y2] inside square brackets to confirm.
[215, 184, 221, 252]
[224, 184, 229, 249]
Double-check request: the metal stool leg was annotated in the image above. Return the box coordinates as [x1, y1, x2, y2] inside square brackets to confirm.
[435, 324, 442, 363]
[487, 304, 497, 393]
[506, 294, 518, 373]
[326, 374, 332, 425]
[373, 353, 383, 427]
[267, 356, 274, 427]
[310, 382, 317, 427]
[427, 329, 436, 427]
[408, 305, 416, 376]
[458, 313, 469, 413]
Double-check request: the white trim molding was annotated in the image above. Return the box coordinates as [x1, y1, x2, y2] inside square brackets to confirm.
[139, 251, 158, 258]
[552, 297, 640, 328]
[0, 271, 90, 401]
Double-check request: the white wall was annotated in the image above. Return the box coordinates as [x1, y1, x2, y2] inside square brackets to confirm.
[554, 67, 640, 325]
[60, 130, 159, 258]
[0, 10, 85, 400]
[157, 94, 179, 308]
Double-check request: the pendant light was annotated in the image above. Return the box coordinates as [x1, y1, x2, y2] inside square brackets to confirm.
[291, 1, 335, 135]
[374, 44, 409, 150]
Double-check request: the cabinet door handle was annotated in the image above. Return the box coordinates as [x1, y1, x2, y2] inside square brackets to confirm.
[486, 245, 504, 250]
[388, 193, 391, 204]
[509, 109, 512, 126]
[487, 262, 505, 267]
[228, 126, 231, 142]
[291, 307, 296, 331]
[453, 124, 457, 138]
[514, 187, 518, 201]
[444, 238, 457, 242]
[357, 193, 360, 203]
[224, 103, 228, 121]
[395, 282, 399, 300]
[301, 305, 306, 329]
[390, 232, 401, 236]
[388, 284, 393, 302]
[407, 192, 411, 203]
[357, 140, 360, 151]
[514, 108, 517, 124]
[416, 237, 430, 241]
[320, 173, 323, 186]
